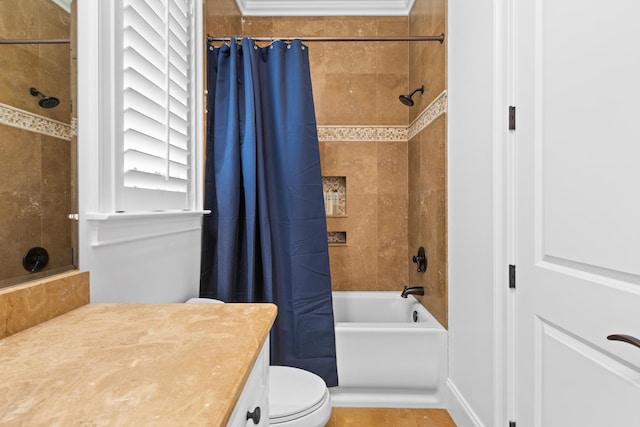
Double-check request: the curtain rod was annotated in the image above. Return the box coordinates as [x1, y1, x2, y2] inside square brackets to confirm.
[0, 39, 71, 45]
[207, 33, 445, 44]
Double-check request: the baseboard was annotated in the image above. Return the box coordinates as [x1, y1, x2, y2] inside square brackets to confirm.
[447, 379, 485, 427]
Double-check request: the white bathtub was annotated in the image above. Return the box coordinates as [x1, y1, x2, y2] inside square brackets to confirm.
[329, 291, 447, 408]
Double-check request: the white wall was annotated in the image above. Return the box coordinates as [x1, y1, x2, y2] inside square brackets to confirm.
[447, 0, 508, 425]
[76, 0, 203, 303]
[79, 213, 203, 303]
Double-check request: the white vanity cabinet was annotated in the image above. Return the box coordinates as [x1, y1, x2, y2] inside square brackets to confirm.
[227, 339, 270, 426]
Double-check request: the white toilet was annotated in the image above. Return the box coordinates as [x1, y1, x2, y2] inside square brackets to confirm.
[186, 298, 332, 427]
[269, 365, 331, 426]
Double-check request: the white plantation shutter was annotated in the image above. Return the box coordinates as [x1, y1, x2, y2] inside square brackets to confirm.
[120, 0, 194, 211]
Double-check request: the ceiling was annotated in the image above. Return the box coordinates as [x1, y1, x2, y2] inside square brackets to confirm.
[235, 0, 416, 16]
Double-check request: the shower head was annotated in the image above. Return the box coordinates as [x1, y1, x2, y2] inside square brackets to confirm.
[30, 87, 60, 109]
[399, 85, 425, 107]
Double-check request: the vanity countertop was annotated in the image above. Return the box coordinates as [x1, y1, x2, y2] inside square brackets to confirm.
[0, 303, 277, 426]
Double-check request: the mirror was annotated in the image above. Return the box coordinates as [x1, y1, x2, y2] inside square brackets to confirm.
[0, 0, 76, 289]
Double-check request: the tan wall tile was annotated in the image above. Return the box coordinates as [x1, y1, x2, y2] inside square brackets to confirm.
[377, 194, 408, 246]
[0, 1, 71, 121]
[377, 140, 408, 194]
[0, 270, 89, 339]
[409, 0, 447, 121]
[206, 0, 242, 36]
[323, 43, 378, 74]
[0, 1, 72, 284]
[420, 115, 447, 191]
[328, 194, 377, 246]
[245, 16, 409, 127]
[0, 126, 42, 193]
[41, 135, 71, 194]
[323, 73, 378, 125]
[41, 192, 72, 269]
[241, 17, 274, 38]
[324, 17, 378, 37]
[38, 43, 71, 123]
[322, 141, 379, 194]
[377, 244, 409, 290]
[0, 45, 40, 113]
[328, 245, 378, 291]
[271, 16, 326, 37]
[0, 1, 37, 40]
[407, 0, 448, 328]
[376, 40, 408, 74]
[376, 73, 410, 125]
[0, 191, 42, 278]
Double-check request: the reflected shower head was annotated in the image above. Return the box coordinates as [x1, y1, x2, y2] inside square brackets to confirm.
[30, 87, 60, 109]
[399, 85, 425, 107]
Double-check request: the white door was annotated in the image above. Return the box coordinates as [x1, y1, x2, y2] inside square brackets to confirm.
[514, 1, 640, 426]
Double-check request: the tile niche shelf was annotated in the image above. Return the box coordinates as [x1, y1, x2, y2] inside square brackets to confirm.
[323, 176, 346, 217]
[323, 176, 347, 246]
[328, 231, 347, 246]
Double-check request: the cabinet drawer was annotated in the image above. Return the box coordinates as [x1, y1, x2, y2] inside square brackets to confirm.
[227, 339, 269, 427]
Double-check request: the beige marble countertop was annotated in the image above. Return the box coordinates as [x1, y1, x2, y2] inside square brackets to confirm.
[0, 303, 277, 426]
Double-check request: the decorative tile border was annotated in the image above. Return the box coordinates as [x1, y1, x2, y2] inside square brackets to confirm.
[317, 90, 447, 142]
[0, 103, 72, 141]
[3, 90, 447, 144]
[70, 117, 78, 137]
[407, 90, 448, 141]
[317, 125, 407, 142]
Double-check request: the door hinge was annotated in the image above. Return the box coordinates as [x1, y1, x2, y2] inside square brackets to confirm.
[509, 264, 516, 289]
[509, 106, 516, 130]
[509, 422, 516, 427]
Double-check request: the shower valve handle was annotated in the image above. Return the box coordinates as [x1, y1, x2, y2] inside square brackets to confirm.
[412, 246, 427, 272]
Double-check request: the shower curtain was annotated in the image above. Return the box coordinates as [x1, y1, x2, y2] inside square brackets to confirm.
[200, 38, 338, 387]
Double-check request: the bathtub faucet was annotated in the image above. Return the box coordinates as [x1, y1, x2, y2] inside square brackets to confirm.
[401, 286, 425, 298]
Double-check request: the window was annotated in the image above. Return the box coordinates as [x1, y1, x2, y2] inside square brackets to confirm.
[118, 0, 196, 211]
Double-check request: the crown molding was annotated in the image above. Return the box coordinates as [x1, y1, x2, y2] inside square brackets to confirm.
[236, 0, 415, 16]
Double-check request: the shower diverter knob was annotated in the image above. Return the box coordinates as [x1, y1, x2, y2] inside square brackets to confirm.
[412, 246, 427, 272]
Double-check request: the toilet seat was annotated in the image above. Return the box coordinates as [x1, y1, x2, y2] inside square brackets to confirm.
[269, 366, 332, 426]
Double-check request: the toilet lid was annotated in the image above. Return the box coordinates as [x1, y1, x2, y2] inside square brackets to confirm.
[269, 366, 329, 422]
[184, 298, 224, 304]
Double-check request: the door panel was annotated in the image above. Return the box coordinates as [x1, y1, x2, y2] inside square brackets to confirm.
[538, 318, 640, 427]
[515, 0, 640, 425]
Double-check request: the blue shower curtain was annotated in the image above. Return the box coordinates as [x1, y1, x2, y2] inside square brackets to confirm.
[200, 38, 338, 387]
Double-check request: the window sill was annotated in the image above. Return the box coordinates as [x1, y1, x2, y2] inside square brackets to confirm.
[84, 210, 210, 248]
[85, 210, 210, 221]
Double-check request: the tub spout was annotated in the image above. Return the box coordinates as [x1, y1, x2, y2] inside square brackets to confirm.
[401, 286, 425, 298]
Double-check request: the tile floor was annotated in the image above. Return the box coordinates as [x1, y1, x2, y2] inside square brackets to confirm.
[326, 408, 457, 426]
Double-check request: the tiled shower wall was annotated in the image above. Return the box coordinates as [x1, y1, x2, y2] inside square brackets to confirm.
[242, 16, 410, 292]
[205, 0, 447, 327]
[408, 0, 448, 327]
[0, 0, 72, 285]
[205, 0, 242, 38]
